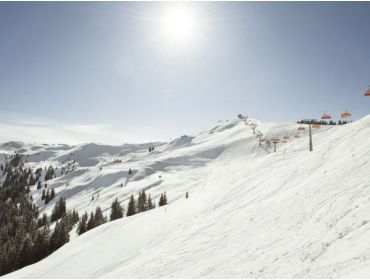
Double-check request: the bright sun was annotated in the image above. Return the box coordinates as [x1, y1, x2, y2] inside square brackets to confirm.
[160, 5, 198, 46]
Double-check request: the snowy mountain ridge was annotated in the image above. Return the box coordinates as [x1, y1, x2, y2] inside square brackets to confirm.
[3, 116, 370, 278]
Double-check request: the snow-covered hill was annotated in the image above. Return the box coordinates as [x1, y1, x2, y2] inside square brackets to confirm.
[3, 116, 370, 278]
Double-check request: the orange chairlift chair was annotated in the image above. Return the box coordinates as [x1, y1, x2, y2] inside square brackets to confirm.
[364, 85, 370, 96]
[341, 110, 352, 119]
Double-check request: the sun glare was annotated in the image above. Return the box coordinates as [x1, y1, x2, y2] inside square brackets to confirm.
[160, 5, 199, 46]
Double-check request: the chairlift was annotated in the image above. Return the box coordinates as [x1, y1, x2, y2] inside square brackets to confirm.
[298, 126, 306, 131]
[341, 110, 352, 119]
[364, 85, 370, 96]
[321, 112, 332, 120]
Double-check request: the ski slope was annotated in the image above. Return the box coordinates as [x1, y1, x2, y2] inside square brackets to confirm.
[3, 116, 370, 278]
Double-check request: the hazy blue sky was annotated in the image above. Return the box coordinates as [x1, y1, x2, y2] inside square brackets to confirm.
[1, 2, 370, 144]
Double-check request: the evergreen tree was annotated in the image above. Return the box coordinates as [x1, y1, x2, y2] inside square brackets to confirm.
[45, 166, 55, 181]
[37, 181, 42, 190]
[33, 227, 50, 261]
[128, 168, 132, 175]
[86, 212, 95, 231]
[147, 194, 155, 210]
[41, 189, 46, 200]
[159, 193, 164, 206]
[19, 237, 33, 267]
[37, 213, 48, 228]
[110, 198, 123, 221]
[138, 191, 147, 212]
[49, 218, 69, 252]
[44, 189, 50, 205]
[95, 207, 106, 226]
[50, 188, 55, 200]
[78, 212, 88, 235]
[70, 210, 80, 226]
[159, 192, 168, 207]
[50, 197, 66, 222]
[29, 175, 36, 186]
[126, 195, 136, 216]
[163, 192, 168, 205]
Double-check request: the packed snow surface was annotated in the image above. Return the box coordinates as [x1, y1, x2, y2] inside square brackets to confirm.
[3, 116, 370, 278]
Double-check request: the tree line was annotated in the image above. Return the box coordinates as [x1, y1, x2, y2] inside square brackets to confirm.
[0, 153, 169, 276]
[77, 191, 168, 235]
[297, 119, 351, 125]
[0, 154, 78, 276]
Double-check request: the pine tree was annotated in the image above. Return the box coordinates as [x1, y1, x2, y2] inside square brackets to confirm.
[45, 166, 55, 181]
[163, 192, 168, 205]
[159, 193, 164, 206]
[34, 227, 50, 262]
[78, 212, 88, 235]
[41, 189, 46, 200]
[95, 207, 106, 226]
[50, 188, 55, 200]
[37, 213, 48, 228]
[44, 189, 50, 204]
[126, 195, 136, 216]
[37, 181, 42, 190]
[50, 197, 66, 222]
[71, 210, 80, 226]
[128, 168, 132, 175]
[110, 198, 123, 221]
[139, 191, 147, 212]
[158, 192, 168, 207]
[29, 175, 36, 186]
[86, 212, 95, 231]
[49, 218, 69, 252]
[147, 194, 155, 210]
[19, 237, 33, 267]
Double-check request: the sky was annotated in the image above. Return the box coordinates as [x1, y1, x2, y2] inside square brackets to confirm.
[0, 1, 370, 144]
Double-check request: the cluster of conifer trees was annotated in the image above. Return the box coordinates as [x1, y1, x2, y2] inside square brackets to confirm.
[127, 190, 157, 216]
[0, 153, 170, 276]
[0, 154, 78, 276]
[77, 207, 108, 235]
[297, 119, 350, 125]
[77, 191, 168, 236]
[41, 187, 55, 204]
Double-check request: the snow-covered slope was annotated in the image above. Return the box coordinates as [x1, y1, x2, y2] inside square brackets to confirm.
[3, 116, 370, 278]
